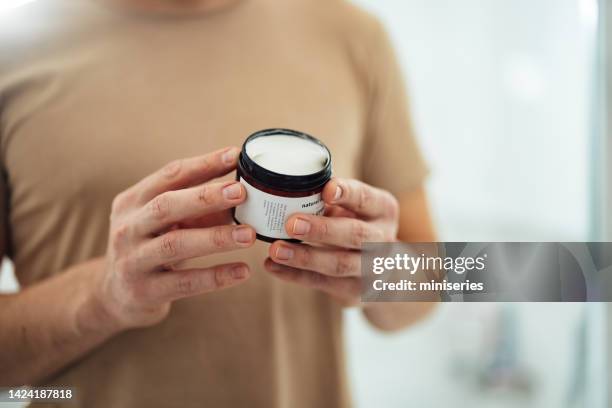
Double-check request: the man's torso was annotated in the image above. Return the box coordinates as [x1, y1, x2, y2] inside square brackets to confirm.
[0, 1, 377, 406]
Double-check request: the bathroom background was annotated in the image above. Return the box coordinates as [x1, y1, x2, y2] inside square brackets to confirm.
[0, 0, 609, 407]
[345, 0, 608, 407]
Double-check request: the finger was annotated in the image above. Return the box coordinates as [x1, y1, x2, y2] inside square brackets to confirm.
[322, 178, 398, 220]
[149, 263, 250, 302]
[137, 225, 256, 271]
[138, 180, 245, 235]
[323, 203, 357, 219]
[264, 258, 360, 305]
[177, 210, 234, 229]
[269, 241, 361, 277]
[133, 146, 240, 204]
[285, 214, 384, 249]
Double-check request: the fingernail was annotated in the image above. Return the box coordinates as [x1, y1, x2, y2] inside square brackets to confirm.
[232, 226, 253, 244]
[223, 183, 242, 200]
[275, 246, 294, 261]
[222, 148, 239, 165]
[230, 265, 248, 279]
[292, 218, 311, 235]
[333, 185, 343, 202]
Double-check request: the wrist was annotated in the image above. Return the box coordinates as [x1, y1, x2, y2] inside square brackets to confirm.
[73, 259, 126, 338]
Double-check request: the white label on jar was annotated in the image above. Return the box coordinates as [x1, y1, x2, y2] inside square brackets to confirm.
[235, 177, 325, 239]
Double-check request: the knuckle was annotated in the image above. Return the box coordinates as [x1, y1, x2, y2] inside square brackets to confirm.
[114, 256, 134, 280]
[162, 159, 182, 179]
[386, 193, 400, 218]
[213, 265, 228, 288]
[358, 187, 374, 213]
[314, 219, 329, 240]
[298, 246, 313, 267]
[176, 276, 196, 296]
[110, 197, 123, 216]
[210, 228, 230, 250]
[110, 223, 131, 252]
[200, 156, 211, 172]
[158, 231, 182, 259]
[111, 191, 132, 215]
[148, 193, 171, 221]
[308, 271, 326, 288]
[335, 252, 355, 277]
[350, 222, 369, 247]
[197, 184, 215, 206]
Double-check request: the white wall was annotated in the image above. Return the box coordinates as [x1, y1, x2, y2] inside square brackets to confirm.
[352, 0, 596, 242]
[345, 1, 603, 407]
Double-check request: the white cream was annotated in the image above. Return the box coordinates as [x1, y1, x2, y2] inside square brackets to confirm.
[246, 134, 329, 176]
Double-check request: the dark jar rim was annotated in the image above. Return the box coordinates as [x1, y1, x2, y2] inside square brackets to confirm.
[238, 128, 332, 192]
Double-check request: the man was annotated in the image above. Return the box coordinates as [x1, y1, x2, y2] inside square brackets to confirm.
[0, 0, 436, 406]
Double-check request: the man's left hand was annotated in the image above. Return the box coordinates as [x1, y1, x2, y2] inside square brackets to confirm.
[264, 177, 399, 306]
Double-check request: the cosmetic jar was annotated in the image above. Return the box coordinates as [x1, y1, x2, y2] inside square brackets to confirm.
[233, 128, 332, 242]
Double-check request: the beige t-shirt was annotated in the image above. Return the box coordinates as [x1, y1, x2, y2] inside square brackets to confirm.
[0, 0, 428, 406]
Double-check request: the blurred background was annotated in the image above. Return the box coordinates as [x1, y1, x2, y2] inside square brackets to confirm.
[0, 0, 609, 407]
[343, 0, 609, 407]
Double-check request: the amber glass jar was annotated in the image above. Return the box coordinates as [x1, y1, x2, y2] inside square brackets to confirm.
[233, 129, 332, 242]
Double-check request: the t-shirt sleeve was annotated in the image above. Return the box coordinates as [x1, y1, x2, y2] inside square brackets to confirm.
[358, 19, 429, 197]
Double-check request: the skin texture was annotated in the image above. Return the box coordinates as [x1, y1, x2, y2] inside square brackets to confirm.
[264, 180, 438, 331]
[0, 146, 436, 386]
[0, 147, 258, 385]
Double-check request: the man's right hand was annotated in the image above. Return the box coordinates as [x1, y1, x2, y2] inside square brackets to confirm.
[94, 147, 255, 330]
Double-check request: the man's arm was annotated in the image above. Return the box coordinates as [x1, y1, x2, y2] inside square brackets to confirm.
[0, 148, 256, 386]
[362, 185, 438, 331]
[0, 259, 121, 385]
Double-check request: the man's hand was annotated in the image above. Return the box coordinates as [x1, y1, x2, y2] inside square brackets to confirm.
[0, 147, 258, 386]
[96, 147, 256, 330]
[264, 178, 399, 306]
